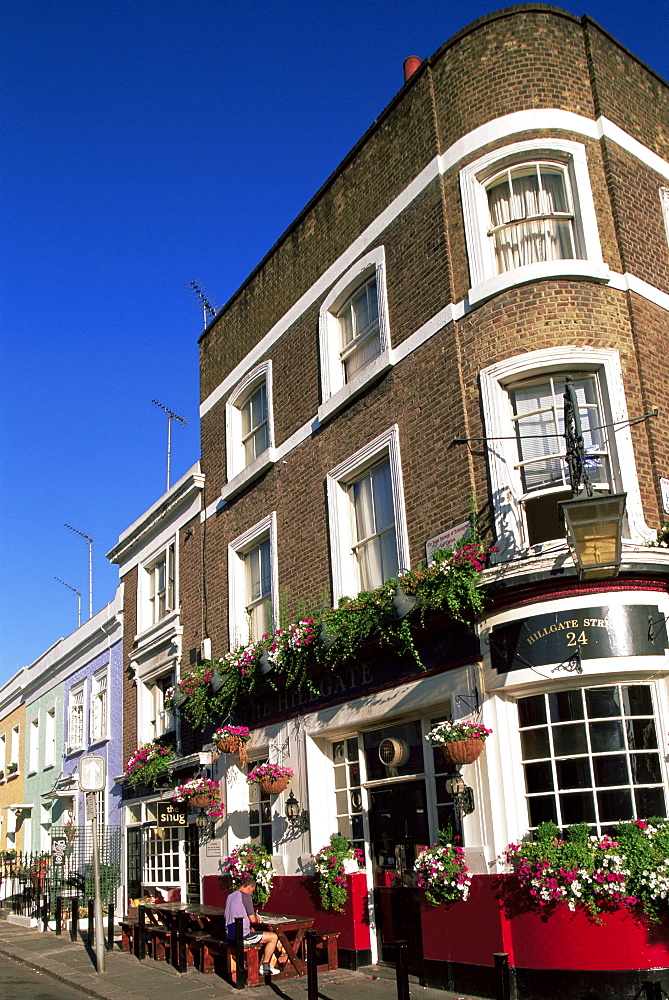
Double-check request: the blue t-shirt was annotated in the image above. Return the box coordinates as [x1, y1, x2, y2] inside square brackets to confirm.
[225, 889, 254, 939]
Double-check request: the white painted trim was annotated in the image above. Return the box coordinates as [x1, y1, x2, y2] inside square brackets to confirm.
[479, 346, 654, 559]
[661, 188, 669, 249]
[319, 246, 390, 404]
[326, 425, 409, 602]
[221, 449, 277, 503]
[460, 138, 604, 298]
[225, 361, 275, 483]
[200, 110, 669, 419]
[228, 512, 278, 648]
[203, 271, 669, 523]
[317, 349, 394, 425]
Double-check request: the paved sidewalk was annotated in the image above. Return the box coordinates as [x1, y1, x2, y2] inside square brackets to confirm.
[0, 920, 486, 1000]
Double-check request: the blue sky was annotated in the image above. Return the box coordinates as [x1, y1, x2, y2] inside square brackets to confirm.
[1, 0, 668, 684]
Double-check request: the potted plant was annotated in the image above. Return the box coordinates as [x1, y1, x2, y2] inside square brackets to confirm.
[426, 719, 492, 766]
[0, 769, 4, 781]
[7, 761, 18, 775]
[415, 830, 472, 906]
[246, 762, 294, 795]
[63, 820, 76, 842]
[503, 819, 668, 920]
[123, 739, 176, 791]
[212, 725, 251, 764]
[221, 843, 275, 907]
[312, 834, 365, 911]
[173, 776, 223, 811]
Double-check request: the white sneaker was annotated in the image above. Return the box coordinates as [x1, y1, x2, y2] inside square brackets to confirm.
[260, 964, 280, 976]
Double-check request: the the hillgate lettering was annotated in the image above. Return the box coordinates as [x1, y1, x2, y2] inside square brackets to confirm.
[525, 616, 613, 647]
[248, 662, 374, 722]
[490, 605, 667, 673]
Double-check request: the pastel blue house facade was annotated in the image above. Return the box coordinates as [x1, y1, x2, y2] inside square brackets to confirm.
[19, 588, 124, 850]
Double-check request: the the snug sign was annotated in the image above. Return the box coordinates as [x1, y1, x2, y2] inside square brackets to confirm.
[489, 605, 667, 673]
[157, 802, 188, 827]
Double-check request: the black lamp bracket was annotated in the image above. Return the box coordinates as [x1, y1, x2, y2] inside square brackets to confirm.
[455, 685, 480, 716]
[648, 614, 669, 644]
[552, 644, 583, 675]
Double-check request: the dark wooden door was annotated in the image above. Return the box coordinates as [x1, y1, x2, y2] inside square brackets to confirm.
[369, 780, 428, 971]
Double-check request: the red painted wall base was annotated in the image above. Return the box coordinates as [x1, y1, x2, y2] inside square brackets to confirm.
[202, 872, 371, 953]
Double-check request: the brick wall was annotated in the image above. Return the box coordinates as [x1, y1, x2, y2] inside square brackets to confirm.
[121, 567, 138, 767]
[195, 6, 669, 658]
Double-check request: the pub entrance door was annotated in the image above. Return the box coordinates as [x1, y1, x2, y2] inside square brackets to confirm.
[369, 780, 429, 972]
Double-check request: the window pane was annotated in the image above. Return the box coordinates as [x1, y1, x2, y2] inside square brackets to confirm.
[627, 719, 658, 750]
[552, 723, 587, 757]
[635, 786, 666, 818]
[524, 761, 554, 793]
[528, 795, 558, 827]
[518, 695, 546, 728]
[560, 792, 596, 824]
[589, 720, 624, 753]
[622, 686, 653, 717]
[593, 755, 629, 787]
[597, 789, 632, 823]
[630, 753, 662, 785]
[556, 757, 591, 790]
[586, 687, 620, 718]
[549, 690, 584, 723]
[520, 728, 550, 760]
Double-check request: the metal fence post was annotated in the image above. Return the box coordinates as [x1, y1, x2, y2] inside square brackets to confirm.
[305, 929, 318, 1000]
[71, 897, 79, 941]
[107, 902, 114, 951]
[394, 940, 411, 1000]
[88, 898, 94, 943]
[42, 892, 49, 933]
[136, 902, 145, 960]
[494, 952, 511, 1000]
[55, 895, 62, 936]
[176, 908, 188, 974]
[234, 916, 246, 989]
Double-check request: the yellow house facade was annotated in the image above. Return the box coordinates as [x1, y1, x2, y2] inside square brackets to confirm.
[0, 672, 26, 854]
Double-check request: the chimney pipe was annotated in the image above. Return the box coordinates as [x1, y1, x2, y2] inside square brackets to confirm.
[403, 55, 422, 83]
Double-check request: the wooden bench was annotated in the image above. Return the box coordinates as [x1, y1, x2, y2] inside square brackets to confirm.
[120, 918, 137, 953]
[185, 933, 262, 985]
[312, 930, 339, 971]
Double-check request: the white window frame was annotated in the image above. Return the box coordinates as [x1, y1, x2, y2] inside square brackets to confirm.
[45, 707, 56, 769]
[661, 187, 669, 249]
[90, 667, 109, 743]
[326, 425, 409, 603]
[223, 361, 276, 501]
[228, 512, 278, 648]
[10, 725, 20, 774]
[28, 716, 39, 774]
[318, 246, 393, 425]
[68, 684, 85, 752]
[460, 139, 607, 306]
[0, 734, 6, 778]
[141, 540, 176, 632]
[139, 670, 176, 744]
[480, 347, 654, 558]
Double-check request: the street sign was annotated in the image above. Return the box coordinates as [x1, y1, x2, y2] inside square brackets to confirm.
[51, 836, 68, 865]
[79, 755, 106, 791]
[425, 521, 470, 564]
[85, 791, 97, 821]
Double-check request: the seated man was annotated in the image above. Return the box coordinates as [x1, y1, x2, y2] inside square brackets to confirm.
[224, 878, 279, 976]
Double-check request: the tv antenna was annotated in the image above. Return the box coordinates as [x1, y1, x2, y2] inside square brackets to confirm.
[64, 524, 93, 619]
[188, 281, 217, 331]
[152, 399, 187, 491]
[55, 577, 81, 628]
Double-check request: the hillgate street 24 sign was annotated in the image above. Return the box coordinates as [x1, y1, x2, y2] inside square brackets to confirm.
[489, 605, 668, 673]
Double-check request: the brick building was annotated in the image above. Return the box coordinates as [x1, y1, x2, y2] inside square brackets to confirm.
[118, 6, 669, 996]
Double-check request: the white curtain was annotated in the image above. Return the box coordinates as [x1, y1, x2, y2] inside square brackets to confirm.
[488, 167, 574, 273]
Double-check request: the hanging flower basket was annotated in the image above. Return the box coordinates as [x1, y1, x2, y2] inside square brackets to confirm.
[213, 726, 251, 765]
[439, 739, 486, 766]
[189, 793, 214, 808]
[173, 777, 223, 815]
[247, 763, 294, 795]
[426, 720, 492, 767]
[259, 775, 290, 795]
